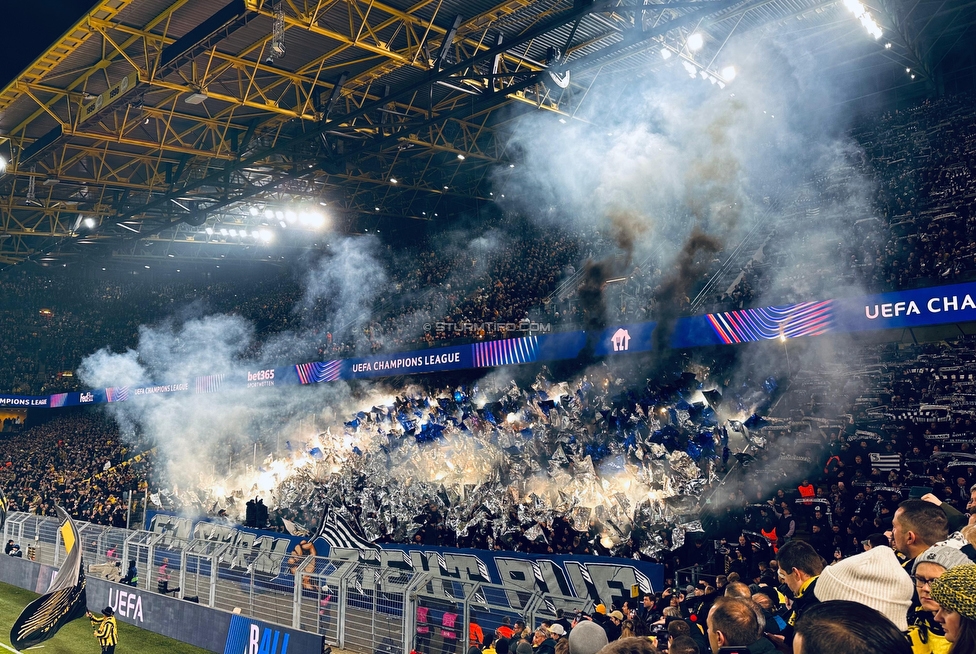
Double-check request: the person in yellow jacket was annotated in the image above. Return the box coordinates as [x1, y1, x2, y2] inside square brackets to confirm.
[87, 606, 119, 654]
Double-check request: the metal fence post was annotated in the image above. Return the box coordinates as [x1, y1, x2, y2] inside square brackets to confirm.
[179, 549, 188, 602]
[293, 558, 305, 630]
[337, 566, 349, 650]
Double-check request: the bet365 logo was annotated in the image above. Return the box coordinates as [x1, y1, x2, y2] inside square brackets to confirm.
[247, 369, 275, 382]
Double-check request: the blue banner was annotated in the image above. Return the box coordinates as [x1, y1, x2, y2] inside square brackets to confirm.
[10, 280, 976, 410]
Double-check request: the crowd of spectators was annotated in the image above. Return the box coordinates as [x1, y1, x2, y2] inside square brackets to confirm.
[3, 91, 976, 398]
[0, 413, 152, 527]
[6, 325, 976, 652]
[712, 91, 976, 310]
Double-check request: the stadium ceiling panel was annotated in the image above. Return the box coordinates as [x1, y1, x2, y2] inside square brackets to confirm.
[0, 0, 972, 268]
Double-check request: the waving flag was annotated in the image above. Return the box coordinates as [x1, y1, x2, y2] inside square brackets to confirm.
[313, 508, 380, 552]
[0, 488, 7, 533]
[10, 507, 88, 649]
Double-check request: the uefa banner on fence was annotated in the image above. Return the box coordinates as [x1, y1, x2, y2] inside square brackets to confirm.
[8, 280, 976, 410]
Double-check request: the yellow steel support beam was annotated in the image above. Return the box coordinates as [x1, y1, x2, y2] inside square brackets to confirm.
[0, 0, 137, 115]
[4, 0, 193, 142]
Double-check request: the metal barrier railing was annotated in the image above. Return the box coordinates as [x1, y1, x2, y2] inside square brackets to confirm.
[2, 511, 569, 652]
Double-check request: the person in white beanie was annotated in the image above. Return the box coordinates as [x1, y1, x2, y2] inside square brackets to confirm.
[813, 545, 914, 630]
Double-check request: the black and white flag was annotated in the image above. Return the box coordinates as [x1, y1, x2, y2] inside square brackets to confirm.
[313, 508, 381, 552]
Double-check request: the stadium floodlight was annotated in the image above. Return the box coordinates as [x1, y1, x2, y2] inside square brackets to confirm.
[220, 228, 229, 236]
[249, 206, 259, 216]
[260, 229, 273, 242]
[843, 0, 882, 38]
[83, 217, 96, 229]
[285, 210, 297, 223]
[205, 227, 214, 235]
[661, 48, 672, 60]
[721, 66, 736, 81]
[0, 155, 6, 172]
[265, 209, 274, 220]
[390, 177, 398, 184]
[279, 221, 287, 228]
[687, 33, 704, 51]
[229, 228, 238, 237]
[683, 61, 697, 78]
[457, 154, 465, 160]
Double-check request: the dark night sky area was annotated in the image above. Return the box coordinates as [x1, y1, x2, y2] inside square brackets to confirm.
[1, 1, 97, 88]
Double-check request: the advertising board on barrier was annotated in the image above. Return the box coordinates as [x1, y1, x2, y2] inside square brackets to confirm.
[163, 513, 665, 613]
[17, 280, 976, 411]
[223, 614, 317, 654]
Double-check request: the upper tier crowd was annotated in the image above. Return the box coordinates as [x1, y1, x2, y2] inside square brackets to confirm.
[3, 90, 976, 397]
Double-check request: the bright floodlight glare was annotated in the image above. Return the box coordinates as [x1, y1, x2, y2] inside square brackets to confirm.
[687, 33, 704, 51]
[682, 61, 697, 77]
[721, 65, 736, 81]
[265, 209, 274, 219]
[83, 217, 96, 229]
[229, 228, 238, 237]
[457, 154, 465, 160]
[390, 177, 398, 184]
[249, 206, 259, 216]
[310, 212, 326, 229]
[661, 48, 672, 60]
[285, 210, 297, 223]
[0, 155, 6, 172]
[260, 229, 273, 242]
[843, 0, 865, 17]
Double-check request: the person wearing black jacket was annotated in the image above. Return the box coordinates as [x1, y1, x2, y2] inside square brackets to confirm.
[602, 611, 623, 642]
[775, 505, 796, 547]
[530, 629, 555, 654]
[120, 560, 138, 587]
[773, 540, 823, 651]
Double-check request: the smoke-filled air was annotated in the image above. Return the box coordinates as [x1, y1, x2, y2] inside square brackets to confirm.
[75, 28, 885, 556]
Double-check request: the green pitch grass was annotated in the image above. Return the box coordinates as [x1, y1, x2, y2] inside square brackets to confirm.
[0, 581, 214, 654]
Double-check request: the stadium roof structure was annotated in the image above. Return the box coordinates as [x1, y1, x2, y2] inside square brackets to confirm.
[0, 0, 973, 269]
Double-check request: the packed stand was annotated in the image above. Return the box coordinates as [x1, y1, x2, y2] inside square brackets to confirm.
[0, 413, 153, 526]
